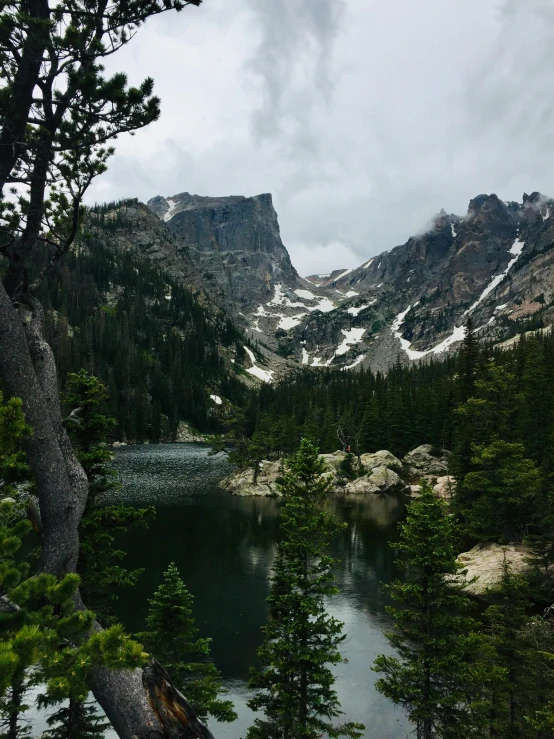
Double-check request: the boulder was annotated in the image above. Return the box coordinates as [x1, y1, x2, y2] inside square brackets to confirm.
[360, 450, 403, 472]
[403, 444, 449, 476]
[454, 543, 531, 596]
[345, 465, 401, 495]
[369, 465, 401, 490]
[176, 421, 206, 443]
[433, 475, 455, 500]
[344, 477, 380, 495]
[320, 451, 348, 470]
[221, 459, 284, 497]
[405, 484, 421, 497]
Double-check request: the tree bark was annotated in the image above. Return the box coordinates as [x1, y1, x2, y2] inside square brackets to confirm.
[0, 282, 212, 739]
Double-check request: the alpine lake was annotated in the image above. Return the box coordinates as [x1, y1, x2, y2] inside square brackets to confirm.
[105, 443, 412, 739]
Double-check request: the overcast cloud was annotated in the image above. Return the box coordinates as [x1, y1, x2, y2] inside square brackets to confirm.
[87, 0, 554, 276]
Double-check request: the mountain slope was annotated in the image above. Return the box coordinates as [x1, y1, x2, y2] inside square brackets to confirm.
[32, 201, 256, 441]
[147, 189, 554, 375]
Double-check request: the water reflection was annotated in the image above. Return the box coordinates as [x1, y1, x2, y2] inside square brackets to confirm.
[110, 444, 411, 739]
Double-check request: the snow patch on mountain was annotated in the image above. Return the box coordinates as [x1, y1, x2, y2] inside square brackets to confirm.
[393, 304, 466, 360]
[335, 268, 353, 281]
[278, 314, 306, 330]
[341, 354, 366, 371]
[244, 347, 274, 383]
[335, 328, 366, 356]
[163, 198, 179, 222]
[347, 301, 377, 316]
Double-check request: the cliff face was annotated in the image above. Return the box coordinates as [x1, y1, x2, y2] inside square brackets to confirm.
[296, 192, 554, 372]
[140, 189, 554, 376]
[147, 192, 299, 313]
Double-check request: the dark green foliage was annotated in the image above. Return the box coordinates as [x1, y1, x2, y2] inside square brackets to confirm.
[248, 354, 460, 460]
[373, 480, 484, 739]
[247, 326, 554, 478]
[136, 563, 236, 724]
[0, 395, 30, 495]
[41, 700, 109, 739]
[0, 502, 145, 739]
[32, 224, 252, 442]
[247, 439, 364, 739]
[62, 371, 151, 621]
[480, 564, 535, 739]
[460, 441, 541, 543]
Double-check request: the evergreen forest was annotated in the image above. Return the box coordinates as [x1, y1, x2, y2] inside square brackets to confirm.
[29, 206, 252, 442]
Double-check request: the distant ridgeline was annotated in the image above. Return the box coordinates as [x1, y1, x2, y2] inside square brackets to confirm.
[31, 202, 253, 442]
[252, 326, 554, 465]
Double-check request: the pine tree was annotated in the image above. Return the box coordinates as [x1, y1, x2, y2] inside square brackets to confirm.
[62, 370, 153, 619]
[481, 562, 533, 739]
[460, 441, 540, 543]
[247, 438, 364, 739]
[41, 701, 109, 739]
[373, 480, 484, 739]
[136, 563, 236, 724]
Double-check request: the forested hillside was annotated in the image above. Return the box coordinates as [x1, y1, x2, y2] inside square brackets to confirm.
[249, 326, 554, 467]
[30, 205, 253, 441]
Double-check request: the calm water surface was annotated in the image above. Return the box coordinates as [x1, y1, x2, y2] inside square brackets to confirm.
[107, 443, 411, 739]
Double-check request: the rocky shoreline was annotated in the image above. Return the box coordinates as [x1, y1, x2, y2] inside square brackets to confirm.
[220, 444, 537, 597]
[220, 444, 452, 497]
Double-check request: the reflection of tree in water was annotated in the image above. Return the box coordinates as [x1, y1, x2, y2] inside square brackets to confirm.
[326, 496, 406, 617]
[112, 445, 408, 684]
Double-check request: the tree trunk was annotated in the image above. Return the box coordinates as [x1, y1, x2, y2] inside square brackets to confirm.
[0, 282, 211, 739]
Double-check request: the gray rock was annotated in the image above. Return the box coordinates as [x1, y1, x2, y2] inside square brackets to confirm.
[360, 450, 403, 472]
[344, 477, 380, 495]
[344, 465, 401, 495]
[403, 445, 449, 476]
[433, 475, 456, 500]
[221, 459, 284, 497]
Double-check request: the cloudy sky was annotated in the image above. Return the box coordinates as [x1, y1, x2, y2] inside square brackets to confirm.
[88, 0, 554, 276]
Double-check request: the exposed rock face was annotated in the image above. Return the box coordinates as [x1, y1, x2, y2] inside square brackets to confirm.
[403, 445, 450, 477]
[360, 450, 403, 471]
[148, 192, 300, 314]
[222, 448, 419, 496]
[433, 475, 455, 500]
[344, 465, 401, 495]
[221, 460, 284, 497]
[454, 543, 531, 596]
[290, 192, 554, 372]
[175, 422, 207, 443]
[129, 188, 554, 377]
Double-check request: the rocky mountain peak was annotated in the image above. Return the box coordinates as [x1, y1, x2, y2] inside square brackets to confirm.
[133, 189, 554, 379]
[147, 191, 300, 315]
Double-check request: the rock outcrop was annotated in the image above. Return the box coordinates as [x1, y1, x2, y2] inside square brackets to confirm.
[344, 465, 401, 495]
[221, 447, 440, 497]
[221, 460, 284, 497]
[139, 189, 554, 376]
[148, 192, 300, 315]
[403, 444, 450, 477]
[454, 543, 531, 596]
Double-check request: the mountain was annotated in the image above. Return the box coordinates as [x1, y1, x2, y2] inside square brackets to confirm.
[27, 186, 554, 440]
[147, 190, 554, 375]
[32, 201, 257, 441]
